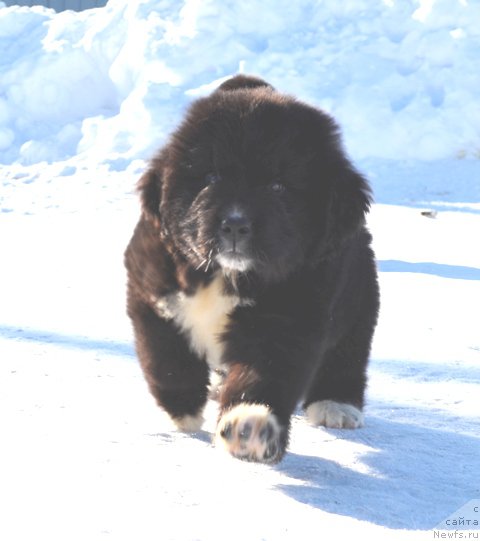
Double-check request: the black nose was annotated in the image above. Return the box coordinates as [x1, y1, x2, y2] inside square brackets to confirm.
[220, 213, 252, 251]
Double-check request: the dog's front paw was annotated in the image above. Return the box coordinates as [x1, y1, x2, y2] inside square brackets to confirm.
[172, 412, 205, 432]
[215, 403, 286, 464]
[306, 400, 364, 429]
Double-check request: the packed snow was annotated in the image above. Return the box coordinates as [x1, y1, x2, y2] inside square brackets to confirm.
[1, 0, 480, 165]
[1, 0, 479, 540]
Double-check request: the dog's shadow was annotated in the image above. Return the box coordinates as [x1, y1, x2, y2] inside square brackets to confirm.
[274, 412, 480, 531]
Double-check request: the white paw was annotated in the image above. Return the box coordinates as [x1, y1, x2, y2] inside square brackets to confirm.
[215, 403, 285, 463]
[306, 400, 364, 429]
[173, 413, 205, 432]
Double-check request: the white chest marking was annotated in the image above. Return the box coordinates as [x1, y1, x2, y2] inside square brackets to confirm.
[178, 276, 238, 369]
[154, 276, 244, 370]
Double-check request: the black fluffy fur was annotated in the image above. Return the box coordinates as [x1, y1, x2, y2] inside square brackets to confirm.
[125, 75, 379, 463]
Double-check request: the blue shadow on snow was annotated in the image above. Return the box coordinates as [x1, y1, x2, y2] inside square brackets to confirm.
[275, 414, 480, 530]
[378, 260, 480, 280]
[0, 324, 135, 358]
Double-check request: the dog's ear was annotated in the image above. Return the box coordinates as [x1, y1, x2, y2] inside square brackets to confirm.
[216, 74, 274, 93]
[328, 165, 372, 244]
[312, 164, 372, 262]
[137, 166, 162, 226]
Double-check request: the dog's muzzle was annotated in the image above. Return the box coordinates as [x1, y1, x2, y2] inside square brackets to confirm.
[216, 210, 253, 272]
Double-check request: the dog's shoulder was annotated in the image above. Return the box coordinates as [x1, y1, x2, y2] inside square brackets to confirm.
[124, 218, 177, 300]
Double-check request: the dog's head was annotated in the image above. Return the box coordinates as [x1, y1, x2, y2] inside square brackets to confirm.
[139, 75, 371, 283]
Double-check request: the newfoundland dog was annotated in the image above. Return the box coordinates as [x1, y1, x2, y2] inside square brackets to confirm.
[124, 75, 379, 463]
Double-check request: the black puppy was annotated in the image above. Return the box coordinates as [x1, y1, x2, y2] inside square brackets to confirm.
[124, 75, 379, 463]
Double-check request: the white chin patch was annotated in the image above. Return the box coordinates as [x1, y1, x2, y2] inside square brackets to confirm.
[216, 254, 252, 273]
[306, 400, 364, 429]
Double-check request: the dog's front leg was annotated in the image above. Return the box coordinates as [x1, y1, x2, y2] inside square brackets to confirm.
[129, 297, 210, 432]
[215, 312, 319, 463]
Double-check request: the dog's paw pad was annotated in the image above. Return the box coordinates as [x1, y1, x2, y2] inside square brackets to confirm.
[306, 400, 364, 429]
[215, 403, 284, 463]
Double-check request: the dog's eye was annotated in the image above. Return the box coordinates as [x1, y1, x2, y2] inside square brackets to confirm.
[270, 182, 286, 194]
[205, 172, 221, 185]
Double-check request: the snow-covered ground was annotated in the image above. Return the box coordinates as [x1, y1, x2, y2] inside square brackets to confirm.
[1, 1, 479, 540]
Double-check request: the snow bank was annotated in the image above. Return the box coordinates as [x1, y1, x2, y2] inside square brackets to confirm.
[0, 0, 479, 165]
